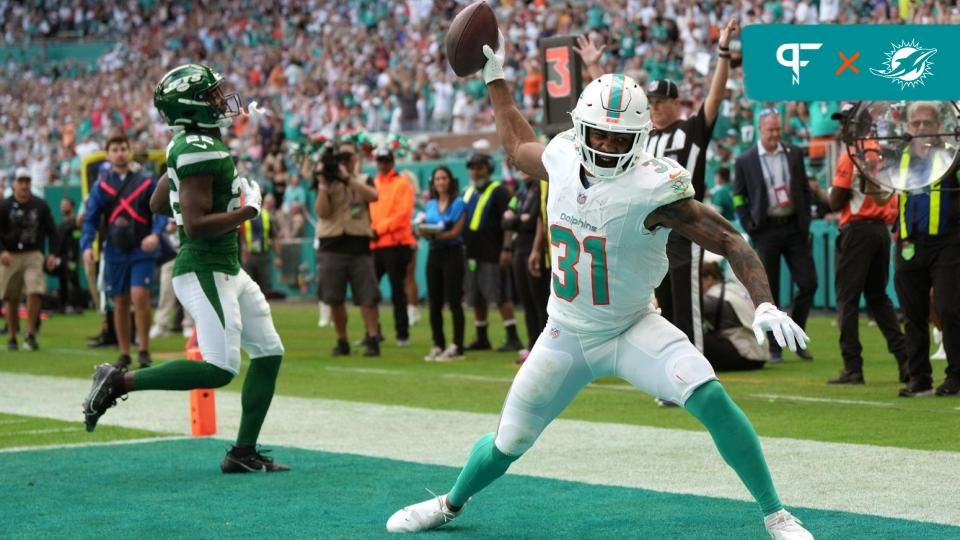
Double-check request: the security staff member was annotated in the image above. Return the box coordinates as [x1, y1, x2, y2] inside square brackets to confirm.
[879, 102, 960, 397]
[462, 153, 523, 352]
[240, 205, 280, 293]
[827, 105, 907, 385]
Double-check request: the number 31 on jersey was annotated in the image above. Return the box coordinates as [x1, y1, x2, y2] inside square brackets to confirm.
[550, 225, 609, 305]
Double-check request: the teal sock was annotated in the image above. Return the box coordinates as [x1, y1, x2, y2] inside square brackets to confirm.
[448, 433, 519, 508]
[133, 360, 233, 391]
[236, 355, 282, 447]
[684, 380, 783, 516]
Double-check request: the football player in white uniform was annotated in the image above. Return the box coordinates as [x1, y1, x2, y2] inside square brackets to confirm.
[386, 36, 813, 540]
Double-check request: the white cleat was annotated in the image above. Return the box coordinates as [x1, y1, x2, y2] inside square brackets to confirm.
[765, 509, 813, 540]
[386, 492, 462, 533]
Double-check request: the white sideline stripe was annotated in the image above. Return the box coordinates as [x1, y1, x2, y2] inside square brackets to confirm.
[0, 372, 958, 527]
[750, 393, 898, 408]
[0, 419, 29, 425]
[329, 366, 639, 392]
[0, 427, 85, 437]
[0, 436, 189, 454]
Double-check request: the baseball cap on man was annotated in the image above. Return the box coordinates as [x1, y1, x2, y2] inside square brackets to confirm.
[14, 167, 31, 180]
[646, 80, 679, 99]
[831, 102, 856, 121]
[467, 153, 493, 169]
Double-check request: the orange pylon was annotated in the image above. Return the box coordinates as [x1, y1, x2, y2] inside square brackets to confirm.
[186, 328, 217, 436]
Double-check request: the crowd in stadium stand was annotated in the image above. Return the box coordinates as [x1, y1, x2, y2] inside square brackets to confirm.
[2, 0, 959, 208]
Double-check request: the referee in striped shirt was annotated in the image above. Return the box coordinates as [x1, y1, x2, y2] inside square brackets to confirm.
[644, 21, 737, 351]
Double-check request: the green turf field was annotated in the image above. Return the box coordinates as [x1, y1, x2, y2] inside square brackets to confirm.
[2, 304, 957, 451]
[5, 438, 959, 540]
[1, 303, 958, 538]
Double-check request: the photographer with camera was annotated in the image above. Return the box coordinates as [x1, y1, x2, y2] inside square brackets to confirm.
[314, 140, 382, 357]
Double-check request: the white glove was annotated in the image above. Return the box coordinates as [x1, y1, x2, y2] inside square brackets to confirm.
[239, 176, 263, 217]
[481, 31, 506, 84]
[751, 302, 810, 352]
[246, 100, 269, 120]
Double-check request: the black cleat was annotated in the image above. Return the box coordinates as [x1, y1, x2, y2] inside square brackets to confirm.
[362, 336, 380, 357]
[827, 370, 865, 385]
[82, 364, 126, 432]
[6, 338, 16, 351]
[898, 381, 934, 398]
[331, 339, 350, 357]
[496, 338, 524, 353]
[87, 330, 119, 348]
[465, 339, 492, 351]
[221, 446, 290, 473]
[23, 333, 38, 351]
[935, 378, 960, 397]
[795, 349, 814, 361]
[114, 354, 132, 370]
[137, 350, 152, 368]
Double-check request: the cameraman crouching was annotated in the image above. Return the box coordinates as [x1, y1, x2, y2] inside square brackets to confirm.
[315, 139, 382, 357]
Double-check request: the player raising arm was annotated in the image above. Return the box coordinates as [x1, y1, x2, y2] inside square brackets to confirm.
[386, 35, 813, 539]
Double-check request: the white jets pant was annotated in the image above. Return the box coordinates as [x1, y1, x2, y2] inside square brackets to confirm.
[495, 312, 717, 456]
[173, 270, 284, 374]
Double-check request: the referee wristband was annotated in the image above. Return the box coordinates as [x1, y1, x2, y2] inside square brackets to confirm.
[718, 53, 731, 59]
[718, 45, 730, 52]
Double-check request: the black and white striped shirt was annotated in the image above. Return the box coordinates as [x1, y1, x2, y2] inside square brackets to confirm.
[643, 105, 715, 202]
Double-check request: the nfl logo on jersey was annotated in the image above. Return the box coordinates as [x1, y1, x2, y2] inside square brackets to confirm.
[577, 191, 587, 205]
[550, 327, 560, 338]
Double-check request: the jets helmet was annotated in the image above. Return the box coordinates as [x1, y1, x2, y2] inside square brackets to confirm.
[154, 64, 242, 129]
[570, 74, 652, 179]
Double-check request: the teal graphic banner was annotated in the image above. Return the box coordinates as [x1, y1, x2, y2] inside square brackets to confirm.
[742, 24, 960, 101]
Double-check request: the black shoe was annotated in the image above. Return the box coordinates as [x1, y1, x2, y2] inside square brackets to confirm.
[113, 354, 132, 370]
[331, 339, 350, 357]
[82, 364, 125, 432]
[7, 338, 16, 351]
[796, 349, 814, 361]
[362, 336, 380, 357]
[137, 350, 152, 368]
[465, 339, 492, 351]
[768, 350, 783, 363]
[221, 446, 290, 473]
[935, 379, 960, 396]
[827, 370, 864, 385]
[496, 338, 524, 352]
[23, 333, 38, 351]
[88, 332, 118, 348]
[898, 381, 934, 397]
[898, 366, 910, 384]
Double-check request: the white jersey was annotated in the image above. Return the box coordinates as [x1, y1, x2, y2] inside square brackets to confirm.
[542, 129, 695, 336]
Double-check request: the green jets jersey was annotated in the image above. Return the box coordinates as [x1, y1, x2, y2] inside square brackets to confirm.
[166, 130, 241, 276]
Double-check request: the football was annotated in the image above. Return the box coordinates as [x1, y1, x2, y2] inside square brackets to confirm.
[445, 1, 500, 77]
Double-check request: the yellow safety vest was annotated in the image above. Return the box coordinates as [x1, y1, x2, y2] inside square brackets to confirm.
[243, 210, 271, 253]
[463, 181, 501, 232]
[898, 148, 949, 238]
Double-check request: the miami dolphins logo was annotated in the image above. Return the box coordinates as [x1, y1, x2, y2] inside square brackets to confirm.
[870, 39, 937, 90]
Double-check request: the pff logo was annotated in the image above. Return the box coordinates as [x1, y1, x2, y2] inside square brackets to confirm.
[776, 43, 823, 85]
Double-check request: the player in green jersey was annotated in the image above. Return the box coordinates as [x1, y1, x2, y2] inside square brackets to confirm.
[82, 64, 288, 473]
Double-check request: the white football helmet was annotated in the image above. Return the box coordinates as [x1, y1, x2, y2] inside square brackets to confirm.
[570, 74, 652, 179]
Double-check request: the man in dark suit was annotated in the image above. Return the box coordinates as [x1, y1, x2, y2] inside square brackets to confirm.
[733, 109, 817, 362]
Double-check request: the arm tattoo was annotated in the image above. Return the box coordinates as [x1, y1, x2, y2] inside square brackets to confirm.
[650, 199, 774, 306]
